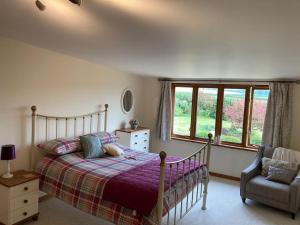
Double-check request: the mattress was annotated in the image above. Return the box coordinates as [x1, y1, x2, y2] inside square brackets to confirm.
[36, 145, 205, 225]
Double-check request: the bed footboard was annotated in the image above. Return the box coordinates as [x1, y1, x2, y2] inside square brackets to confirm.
[157, 133, 212, 225]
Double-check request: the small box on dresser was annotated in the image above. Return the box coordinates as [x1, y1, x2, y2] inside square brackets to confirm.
[116, 127, 150, 152]
[0, 170, 39, 225]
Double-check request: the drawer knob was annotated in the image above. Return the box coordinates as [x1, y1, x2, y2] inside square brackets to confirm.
[24, 187, 29, 191]
[144, 147, 146, 149]
[23, 212, 27, 216]
[144, 140, 147, 142]
[135, 135, 138, 137]
[144, 133, 147, 135]
[134, 142, 137, 145]
[24, 199, 28, 204]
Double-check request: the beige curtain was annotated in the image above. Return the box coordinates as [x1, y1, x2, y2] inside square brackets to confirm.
[262, 82, 293, 148]
[156, 81, 172, 141]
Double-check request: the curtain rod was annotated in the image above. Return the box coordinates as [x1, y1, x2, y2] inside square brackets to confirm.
[158, 78, 300, 84]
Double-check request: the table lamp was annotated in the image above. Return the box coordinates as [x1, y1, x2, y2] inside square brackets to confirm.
[1, 145, 16, 179]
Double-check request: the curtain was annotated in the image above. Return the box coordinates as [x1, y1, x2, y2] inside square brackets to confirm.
[156, 81, 172, 141]
[262, 82, 293, 148]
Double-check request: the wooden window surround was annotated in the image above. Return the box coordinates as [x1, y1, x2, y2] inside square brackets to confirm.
[171, 83, 270, 151]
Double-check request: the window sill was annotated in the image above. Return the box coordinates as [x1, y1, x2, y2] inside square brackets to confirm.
[171, 136, 258, 152]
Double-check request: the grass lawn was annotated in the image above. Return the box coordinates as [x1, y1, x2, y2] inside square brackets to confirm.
[173, 115, 262, 144]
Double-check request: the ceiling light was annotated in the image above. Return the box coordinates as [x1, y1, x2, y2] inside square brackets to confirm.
[35, 0, 46, 11]
[69, 0, 82, 5]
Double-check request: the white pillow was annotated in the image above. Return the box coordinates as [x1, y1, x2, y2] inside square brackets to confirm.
[102, 143, 124, 156]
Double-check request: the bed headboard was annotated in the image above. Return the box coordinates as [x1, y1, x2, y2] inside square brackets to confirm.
[30, 104, 108, 169]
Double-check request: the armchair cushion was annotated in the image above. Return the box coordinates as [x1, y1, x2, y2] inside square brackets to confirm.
[266, 166, 296, 184]
[246, 175, 290, 203]
[261, 157, 298, 176]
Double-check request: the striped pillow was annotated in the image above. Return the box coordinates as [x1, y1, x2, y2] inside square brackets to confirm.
[37, 137, 82, 155]
[89, 132, 119, 144]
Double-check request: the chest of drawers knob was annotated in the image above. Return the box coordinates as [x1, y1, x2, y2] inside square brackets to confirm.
[24, 187, 28, 191]
[23, 212, 27, 216]
[24, 199, 28, 204]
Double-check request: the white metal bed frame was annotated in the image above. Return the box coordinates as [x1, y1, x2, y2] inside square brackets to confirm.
[31, 104, 212, 225]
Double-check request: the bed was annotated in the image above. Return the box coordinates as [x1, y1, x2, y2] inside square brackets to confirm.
[31, 104, 212, 225]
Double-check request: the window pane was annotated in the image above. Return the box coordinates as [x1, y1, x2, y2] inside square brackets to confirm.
[173, 87, 193, 136]
[196, 88, 218, 139]
[221, 89, 246, 143]
[250, 89, 270, 145]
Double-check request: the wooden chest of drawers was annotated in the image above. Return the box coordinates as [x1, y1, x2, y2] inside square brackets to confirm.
[116, 127, 150, 152]
[0, 171, 39, 225]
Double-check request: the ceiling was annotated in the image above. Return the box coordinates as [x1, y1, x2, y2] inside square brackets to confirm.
[1, 0, 300, 79]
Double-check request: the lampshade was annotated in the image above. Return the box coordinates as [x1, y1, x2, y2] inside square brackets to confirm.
[69, 0, 82, 5]
[1, 145, 16, 161]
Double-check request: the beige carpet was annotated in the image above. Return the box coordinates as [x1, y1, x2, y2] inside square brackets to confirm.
[34, 177, 299, 225]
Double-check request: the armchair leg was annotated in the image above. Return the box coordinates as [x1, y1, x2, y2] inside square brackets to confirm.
[291, 213, 295, 220]
[242, 197, 246, 203]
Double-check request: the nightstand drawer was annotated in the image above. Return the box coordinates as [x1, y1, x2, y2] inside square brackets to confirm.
[10, 180, 39, 198]
[10, 192, 39, 211]
[10, 204, 38, 224]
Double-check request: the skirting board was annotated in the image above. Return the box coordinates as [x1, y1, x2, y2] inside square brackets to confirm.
[209, 172, 240, 182]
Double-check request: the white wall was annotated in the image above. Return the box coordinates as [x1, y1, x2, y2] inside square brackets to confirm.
[139, 78, 300, 178]
[0, 37, 145, 173]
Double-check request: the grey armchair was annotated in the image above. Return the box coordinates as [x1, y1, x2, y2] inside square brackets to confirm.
[240, 146, 300, 219]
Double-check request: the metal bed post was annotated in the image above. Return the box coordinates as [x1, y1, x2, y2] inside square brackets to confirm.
[104, 104, 108, 132]
[31, 105, 37, 171]
[157, 151, 166, 225]
[201, 133, 212, 210]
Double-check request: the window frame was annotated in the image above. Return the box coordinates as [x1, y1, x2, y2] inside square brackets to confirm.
[171, 83, 269, 150]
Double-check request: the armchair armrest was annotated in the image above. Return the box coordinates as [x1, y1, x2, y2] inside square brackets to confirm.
[240, 146, 264, 198]
[290, 178, 300, 213]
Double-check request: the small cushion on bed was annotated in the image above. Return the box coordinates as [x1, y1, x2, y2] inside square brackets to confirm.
[37, 137, 82, 155]
[103, 143, 124, 156]
[89, 132, 119, 145]
[80, 135, 105, 159]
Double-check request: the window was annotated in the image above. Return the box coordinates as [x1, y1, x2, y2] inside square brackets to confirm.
[171, 83, 270, 150]
[249, 89, 270, 145]
[196, 88, 218, 139]
[221, 88, 246, 144]
[173, 86, 193, 136]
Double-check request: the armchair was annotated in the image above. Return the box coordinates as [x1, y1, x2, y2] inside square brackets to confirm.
[240, 146, 300, 219]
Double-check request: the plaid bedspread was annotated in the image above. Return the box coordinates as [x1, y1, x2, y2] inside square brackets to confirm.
[36, 146, 205, 225]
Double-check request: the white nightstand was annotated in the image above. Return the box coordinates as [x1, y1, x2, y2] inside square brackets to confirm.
[116, 127, 150, 152]
[0, 170, 39, 225]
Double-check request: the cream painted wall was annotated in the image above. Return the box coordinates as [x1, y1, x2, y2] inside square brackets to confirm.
[139, 78, 300, 178]
[0, 37, 145, 173]
[1, 36, 299, 178]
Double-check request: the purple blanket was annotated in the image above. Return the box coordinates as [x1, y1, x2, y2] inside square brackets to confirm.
[102, 156, 202, 216]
